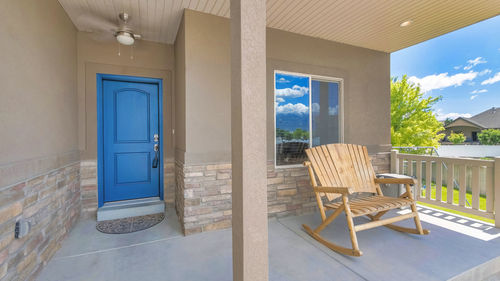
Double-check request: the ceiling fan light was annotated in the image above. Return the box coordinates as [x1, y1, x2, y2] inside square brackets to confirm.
[116, 32, 134, 45]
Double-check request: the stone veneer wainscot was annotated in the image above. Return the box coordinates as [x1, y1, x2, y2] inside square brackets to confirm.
[175, 152, 390, 235]
[75, 153, 389, 236]
[0, 163, 80, 280]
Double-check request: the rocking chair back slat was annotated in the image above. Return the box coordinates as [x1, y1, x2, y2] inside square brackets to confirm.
[306, 144, 379, 197]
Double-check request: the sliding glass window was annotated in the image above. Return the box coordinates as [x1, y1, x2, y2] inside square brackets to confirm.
[275, 71, 342, 167]
[311, 79, 340, 146]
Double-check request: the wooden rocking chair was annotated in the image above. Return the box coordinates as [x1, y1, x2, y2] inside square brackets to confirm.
[303, 144, 429, 257]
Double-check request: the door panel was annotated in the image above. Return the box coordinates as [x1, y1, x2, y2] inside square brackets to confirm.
[102, 79, 160, 202]
[115, 152, 150, 184]
[115, 90, 150, 142]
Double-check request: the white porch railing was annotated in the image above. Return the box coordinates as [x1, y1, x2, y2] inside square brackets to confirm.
[391, 150, 500, 227]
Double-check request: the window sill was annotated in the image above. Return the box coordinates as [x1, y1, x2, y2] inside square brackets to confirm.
[275, 164, 305, 169]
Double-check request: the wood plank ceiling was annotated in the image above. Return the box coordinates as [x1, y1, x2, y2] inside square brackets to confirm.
[58, 0, 500, 52]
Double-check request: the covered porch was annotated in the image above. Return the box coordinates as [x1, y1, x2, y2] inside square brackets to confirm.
[2, 0, 500, 281]
[37, 205, 500, 281]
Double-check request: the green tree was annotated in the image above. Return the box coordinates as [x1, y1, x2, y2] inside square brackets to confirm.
[391, 75, 444, 148]
[276, 128, 293, 140]
[292, 128, 309, 140]
[478, 129, 500, 145]
[448, 131, 466, 144]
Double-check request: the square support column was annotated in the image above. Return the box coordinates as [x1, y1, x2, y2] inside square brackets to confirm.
[230, 0, 268, 280]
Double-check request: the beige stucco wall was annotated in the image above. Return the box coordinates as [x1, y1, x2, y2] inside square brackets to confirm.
[266, 28, 391, 156]
[0, 0, 78, 185]
[77, 32, 175, 161]
[179, 10, 232, 164]
[177, 10, 391, 164]
[174, 16, 187, 162]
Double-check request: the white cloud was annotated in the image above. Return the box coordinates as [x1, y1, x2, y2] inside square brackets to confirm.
[277, 77, 290, 83]
[276, 103, 309, 115]
[464, 57, 487, 70]
[471, 89, 488, 94]
[436, 111, 472, 121]
[276, 97, 285, 103]
[311, 103, 320, 113]
[470, 95, 478, 100]
[479, 69, 492, 76]
[311, 103, 338, 115]
[329, 106, 338, 115]
[408, 71, 478, 92]
[275, 85, 309, 98]
[481, 72, 500, 85]
[453, 65, 462, 70]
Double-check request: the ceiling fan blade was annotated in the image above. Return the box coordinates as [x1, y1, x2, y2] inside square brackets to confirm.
[88, 31, 116, 42]
[80, 31, 115, 43]
[76, 14, 117, 33]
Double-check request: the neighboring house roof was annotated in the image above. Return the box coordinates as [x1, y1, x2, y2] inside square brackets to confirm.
[469, 107, 500, 129]
[445, 117, 485, 129]
[445, 107, 500, 130]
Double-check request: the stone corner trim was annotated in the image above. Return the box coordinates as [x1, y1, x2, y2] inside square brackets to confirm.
[175, 162, 232, 235]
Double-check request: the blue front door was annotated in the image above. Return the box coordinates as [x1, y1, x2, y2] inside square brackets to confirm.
[102, 78, 160, 202]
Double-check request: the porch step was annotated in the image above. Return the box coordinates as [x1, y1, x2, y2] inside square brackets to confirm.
[449, 255, 500, 281]
[97, 197, 165, 221]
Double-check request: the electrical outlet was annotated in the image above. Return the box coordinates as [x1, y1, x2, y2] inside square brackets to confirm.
[15, 219, 30, 239]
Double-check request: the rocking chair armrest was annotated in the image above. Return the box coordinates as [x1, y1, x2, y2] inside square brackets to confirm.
[374, 177, 416, 185]
[313, 186, 353, 195]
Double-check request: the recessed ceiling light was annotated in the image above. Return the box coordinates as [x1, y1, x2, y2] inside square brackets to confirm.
[400, 20, 413, 27]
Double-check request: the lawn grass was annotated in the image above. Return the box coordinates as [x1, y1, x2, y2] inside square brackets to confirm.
[419, 184, 493, 224]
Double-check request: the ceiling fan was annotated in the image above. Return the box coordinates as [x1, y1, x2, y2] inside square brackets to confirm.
[77, 12, 142, 46]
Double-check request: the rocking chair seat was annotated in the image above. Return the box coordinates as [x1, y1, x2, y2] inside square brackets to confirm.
[325, 195, 413, 217]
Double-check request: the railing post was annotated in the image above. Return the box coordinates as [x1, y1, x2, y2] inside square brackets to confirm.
[391, 149, 398, 174]
[495, 157, 500, 228]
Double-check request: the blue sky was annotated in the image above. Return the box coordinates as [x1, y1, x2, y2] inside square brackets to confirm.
[275, 72, 310, 109]
[275, 73, 310, 132]
[391, 15, 500, 121]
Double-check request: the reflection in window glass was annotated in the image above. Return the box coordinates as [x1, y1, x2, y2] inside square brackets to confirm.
[275, 72, 341, 166]
[311, 80, 340, 146]
[275, 73, 310, 166]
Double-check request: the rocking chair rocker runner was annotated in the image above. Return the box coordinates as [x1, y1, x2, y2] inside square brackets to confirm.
[303, 144, 429, 257]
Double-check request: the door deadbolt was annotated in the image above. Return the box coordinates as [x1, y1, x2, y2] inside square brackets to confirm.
[154, 134, 159, 142]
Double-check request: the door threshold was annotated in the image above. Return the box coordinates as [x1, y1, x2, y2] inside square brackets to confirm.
[97, 197, 165, 221]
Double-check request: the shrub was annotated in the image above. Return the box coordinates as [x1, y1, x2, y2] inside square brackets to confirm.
[448, 132, 466, 144]
[478, 129, 500, 145]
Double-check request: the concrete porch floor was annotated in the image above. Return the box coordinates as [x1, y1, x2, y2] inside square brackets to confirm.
[37, 206, 500, 281]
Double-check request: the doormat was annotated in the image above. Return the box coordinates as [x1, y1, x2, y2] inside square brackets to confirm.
[96, 213, 165, 234]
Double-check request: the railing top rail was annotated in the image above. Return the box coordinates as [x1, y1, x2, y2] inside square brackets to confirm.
[396, 152, 494, 167]
[393, 146, 439, 156]
[393, 146, 436, 149]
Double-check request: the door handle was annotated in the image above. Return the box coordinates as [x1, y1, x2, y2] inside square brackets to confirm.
[152, 144, 159, 168]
